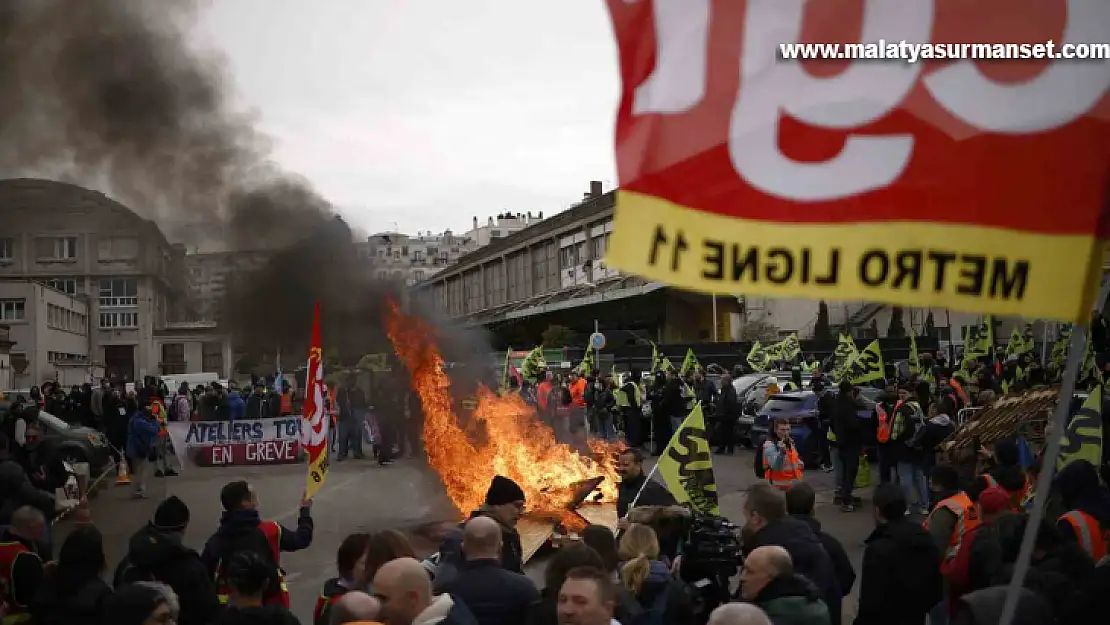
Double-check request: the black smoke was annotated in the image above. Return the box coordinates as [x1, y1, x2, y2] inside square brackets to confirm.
[0, 0, 435, 359]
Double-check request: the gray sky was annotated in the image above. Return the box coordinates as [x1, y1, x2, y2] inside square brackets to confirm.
[194, 0, 619, 236]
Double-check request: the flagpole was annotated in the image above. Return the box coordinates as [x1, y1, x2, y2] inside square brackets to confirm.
[999, 280, 1110, 625]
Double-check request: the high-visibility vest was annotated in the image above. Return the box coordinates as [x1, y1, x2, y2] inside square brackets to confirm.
[570, 379, 587, 408]
[536, 381, 552, 410]
[763, 439, 803, 490]
[0, 540, 38, 624]
[215, 520, 291, 608]
[981, 474, 1030, 513]
[280, 391, 294, 415]
[924, 492, 981, 575]
[151, 399, 168, 437]
[950, 378, 970, 408]
[1059, 510, 1110, 562]
[875, 401, 900, 443]
[313, 579, 350, 625]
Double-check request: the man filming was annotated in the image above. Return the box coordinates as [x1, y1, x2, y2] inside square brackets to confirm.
[763, 421, 804, 491]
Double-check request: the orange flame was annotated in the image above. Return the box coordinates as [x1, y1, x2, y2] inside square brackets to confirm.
[384, 300, 622, 518]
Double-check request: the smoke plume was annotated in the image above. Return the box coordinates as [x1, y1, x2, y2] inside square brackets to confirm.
[0, 0, 439, 358]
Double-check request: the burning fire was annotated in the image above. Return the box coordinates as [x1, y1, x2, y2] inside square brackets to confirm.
[384, 301, 622, 520]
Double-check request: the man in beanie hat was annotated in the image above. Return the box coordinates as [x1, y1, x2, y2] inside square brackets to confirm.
[436, 475, 526, 583]
[115, 495, 221, 625]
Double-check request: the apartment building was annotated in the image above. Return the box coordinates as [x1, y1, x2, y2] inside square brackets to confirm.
[0, 280, 96, 387]
[0, 177, 225, 381]
[183, 250, 272, 324]
[357, 230, 475, 286]
[464, 211, 545, 248]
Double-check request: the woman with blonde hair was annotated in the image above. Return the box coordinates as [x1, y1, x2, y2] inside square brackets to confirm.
[617, 523, 694, 625]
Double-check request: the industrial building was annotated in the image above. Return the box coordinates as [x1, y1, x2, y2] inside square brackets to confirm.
[0, 178, 232, 382]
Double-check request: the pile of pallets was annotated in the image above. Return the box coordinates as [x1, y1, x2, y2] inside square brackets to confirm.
[939, 388, 1057, 466]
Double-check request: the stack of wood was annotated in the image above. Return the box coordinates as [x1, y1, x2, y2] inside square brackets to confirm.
[939, 388, 1058, 466]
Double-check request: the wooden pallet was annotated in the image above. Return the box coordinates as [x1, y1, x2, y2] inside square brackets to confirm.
[940, 388, 1057, 464]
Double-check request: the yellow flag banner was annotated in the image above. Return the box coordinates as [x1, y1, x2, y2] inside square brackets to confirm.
[831, 334, 859, 381]
[656, 403, 719, 515]
[848, 340, 885, 385]
[1056, 385, 1103, 473]
[680, 348, 701, 376]
[747, 341, 770, 372]
[908, 334, 921, 377]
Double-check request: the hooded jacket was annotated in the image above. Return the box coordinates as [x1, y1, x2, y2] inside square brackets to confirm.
[790, 515, 855, 597]
[413, 593, 479, 625]
[747, 518, 841, 625]
[752, 574, 831, 625]
[855, 518, 942, 625]
[115, 522, 222, 625]
[213, 604, 302, 625]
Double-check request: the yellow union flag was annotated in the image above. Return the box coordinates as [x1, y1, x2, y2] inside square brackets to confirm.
[656, 403, 719, 515]
[1057, 385, 1103, 472]
[848, 340, 885, 385]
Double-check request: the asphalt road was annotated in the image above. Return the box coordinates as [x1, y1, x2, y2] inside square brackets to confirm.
[63, 448, 877, 623]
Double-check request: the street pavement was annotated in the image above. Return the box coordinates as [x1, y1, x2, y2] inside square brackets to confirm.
[63, 448, 877, 623]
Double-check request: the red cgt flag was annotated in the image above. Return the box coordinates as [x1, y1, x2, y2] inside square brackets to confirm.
[302, 302, 329, 499]
[604, 0, 1110, 322]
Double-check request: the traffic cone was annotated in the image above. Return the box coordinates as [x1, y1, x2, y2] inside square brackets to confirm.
[115, 457, 131, 486]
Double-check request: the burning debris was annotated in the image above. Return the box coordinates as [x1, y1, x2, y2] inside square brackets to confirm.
[384, 300, 622, 530]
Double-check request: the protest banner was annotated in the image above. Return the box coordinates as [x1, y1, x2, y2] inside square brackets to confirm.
[603, 0, 1110, 323]
[165, 417, 303, 467]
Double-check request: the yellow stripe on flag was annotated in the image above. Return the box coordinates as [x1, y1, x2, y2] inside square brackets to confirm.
[606, 191, 1104, 323]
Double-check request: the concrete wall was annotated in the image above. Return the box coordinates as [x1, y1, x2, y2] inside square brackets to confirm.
[0, 280, 91, 386]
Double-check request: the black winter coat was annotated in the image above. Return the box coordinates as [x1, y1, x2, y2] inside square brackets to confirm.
[437, 508, 525, 582]
[32, 572, 111, 625]
[438, 559, 538, 625]
[115, 523, 222, 625]
[855, 519, 942, 625]
[747, 518, 842, 625]
[792, 515, 856, 597]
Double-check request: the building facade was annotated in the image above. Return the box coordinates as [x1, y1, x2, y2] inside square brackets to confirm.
[357, 230, 473, 287]
[0, 178, 229, 381]
[0, 280, 96, 387]
[184, 250, 272, 324]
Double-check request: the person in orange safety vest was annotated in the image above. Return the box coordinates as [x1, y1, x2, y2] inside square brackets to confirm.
[923, 465, 981, 577]
[979, 439, 1030, 513]
[0, 506, 47, 625]
[202, 480, 315, 609]
[763, 420, 804, 490]
[1055, 459, 1110, 563]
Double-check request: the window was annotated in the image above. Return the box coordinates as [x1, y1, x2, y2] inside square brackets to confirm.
[491, 230, 503, 239]
[412, 250, 425, 262]
[162, 343, 185, 364]
[392, 250, 401, 259]
[0, 238, 12, 261]
[35, 236, 77, 260]
[202, 342, 224, 372]
[99, 311, 139, 329]
[413, 270, 426, 282]
[98, 236, 138, 260]
[99, 278, 138, 307]
[376, 271, 388, 280]
[0, 299, 25, 321]
[41, 277, 78, 295]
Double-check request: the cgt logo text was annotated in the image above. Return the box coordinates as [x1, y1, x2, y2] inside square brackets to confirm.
[649, 225, 1028, 301]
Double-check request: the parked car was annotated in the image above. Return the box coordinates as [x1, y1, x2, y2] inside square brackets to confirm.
[0, 401, 114, 479]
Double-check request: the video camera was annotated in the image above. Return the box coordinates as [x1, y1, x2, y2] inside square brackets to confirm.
[679, 512, 743, 624]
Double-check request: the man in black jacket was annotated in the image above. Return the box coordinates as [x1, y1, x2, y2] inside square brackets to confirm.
[856, 484, 942, 625]
[438, 516, 538, 625]
[0, 433, 58, 525]
[714, 374, 740, 455]
[115, 495, 221, 625]
[742, 483, 841, 625]
[785, 483, 855, 598]
[616, 448, 675, 520]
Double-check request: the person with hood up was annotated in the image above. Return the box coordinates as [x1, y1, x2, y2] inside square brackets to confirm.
[213, 551, 301, 625]
[740, 546, 830, 625]
[115, 495, 221, 625]
[979, 439, 1030, 512]
[741, 484, 841, 625]
[616, 523, 694, 625]
[31, 525, 112, 625]
[854, 484, 942, 625]
[784, 483, 855, 598]
[437, 476, 525, 577]
[315, 532, 373, 625]
[201, 480, 314, 608]
[1054, 458, 1110, 562]
[373, 557, 478, 625]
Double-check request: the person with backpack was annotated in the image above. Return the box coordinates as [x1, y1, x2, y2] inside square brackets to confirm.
[873, 384, 900, 485]
[616, 523, 694, 625]
[114, 496, 221, 625]
[201, 480, 314, 609]
[171, 384, 192, 423]
[891, 384, 930, 515]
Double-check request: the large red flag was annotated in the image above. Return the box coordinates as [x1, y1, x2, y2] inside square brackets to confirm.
[302, 302, 329, 499]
